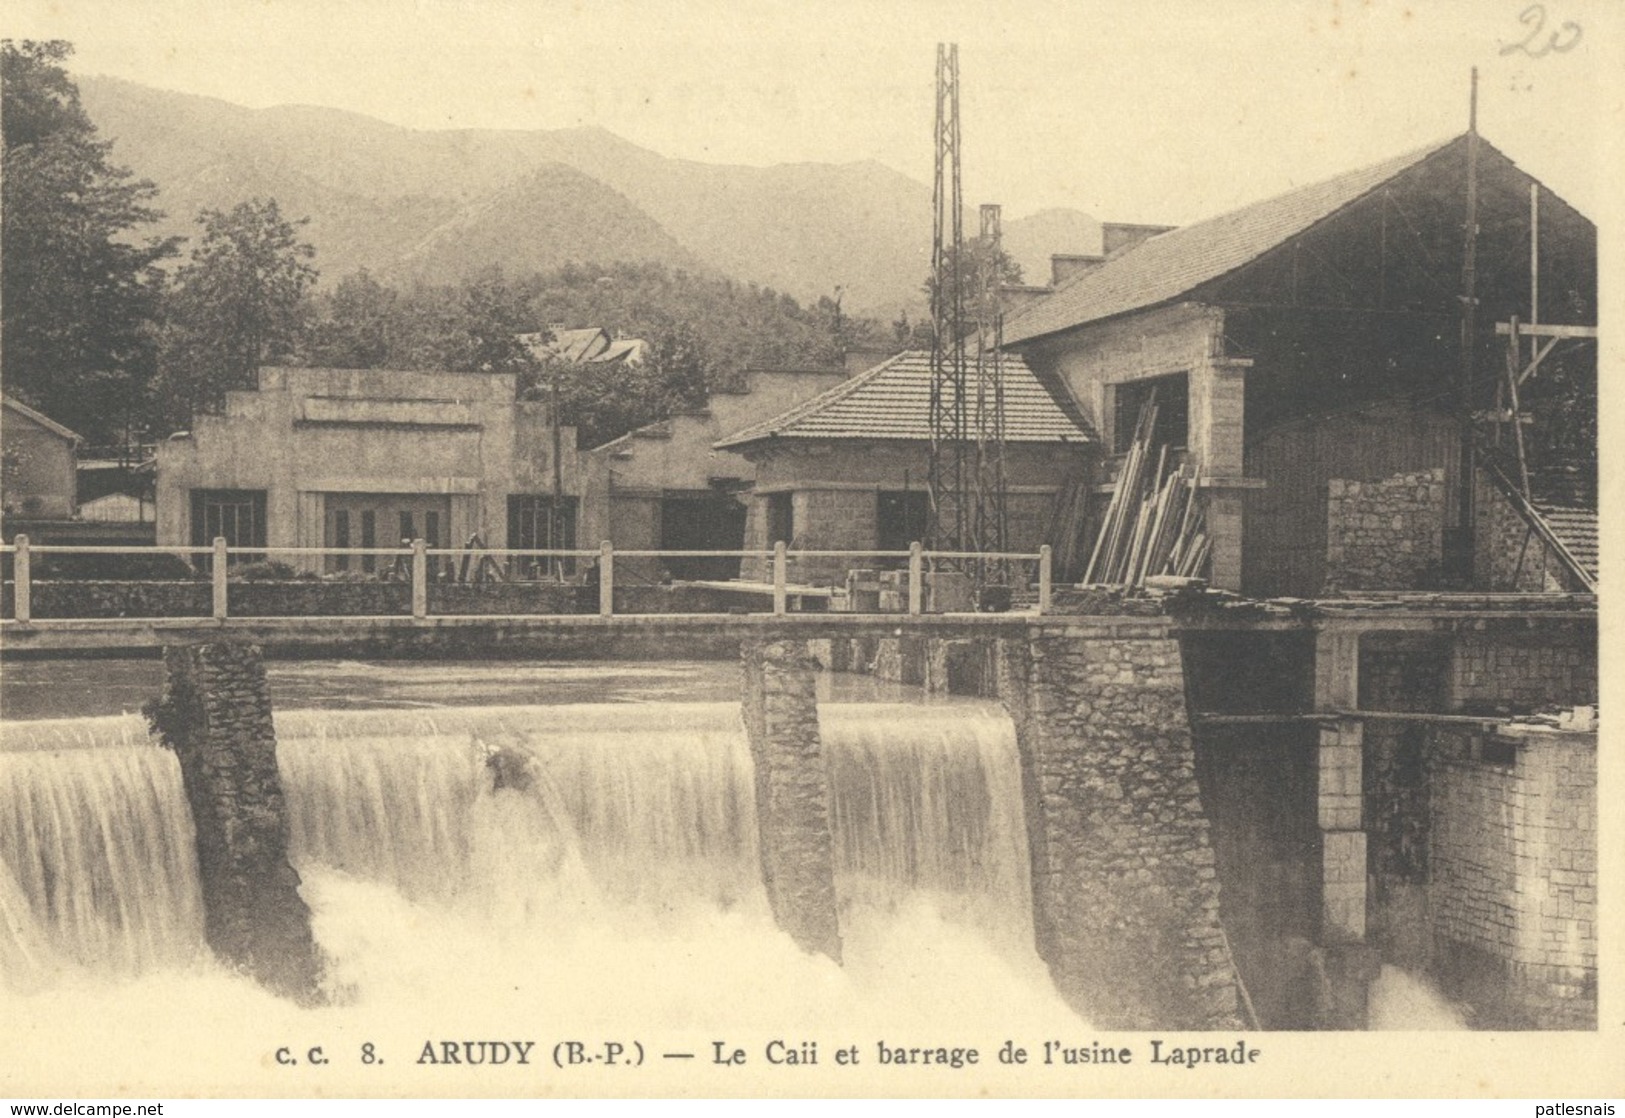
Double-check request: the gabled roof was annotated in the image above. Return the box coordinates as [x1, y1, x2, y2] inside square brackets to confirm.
[1003, 135, 1461, 345]
[2, 395, 83, 443]
[520, 327, 646, 365]
[714, 350, 1093, 449]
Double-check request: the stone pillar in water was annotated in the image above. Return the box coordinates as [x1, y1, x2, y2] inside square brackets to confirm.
[146, 642, 322, 1002]
[740, 638, 842, 962]
[1000, 622, 1243, 1029]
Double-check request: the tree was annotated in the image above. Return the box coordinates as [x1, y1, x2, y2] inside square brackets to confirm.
[922, 237, 1023, 335]
[154, 199, 316, 427]
[307, 269, 397, 368]
[1, 40, 177, 441]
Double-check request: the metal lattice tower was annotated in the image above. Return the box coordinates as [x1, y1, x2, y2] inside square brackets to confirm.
[927, 42, 968, 557]
[927, 44, 1008, 576]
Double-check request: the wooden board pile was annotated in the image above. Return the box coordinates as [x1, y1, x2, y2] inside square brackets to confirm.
[1082, 396, 1211, 586]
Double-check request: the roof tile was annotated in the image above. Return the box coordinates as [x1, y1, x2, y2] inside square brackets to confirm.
[715, 350, 1093, 448]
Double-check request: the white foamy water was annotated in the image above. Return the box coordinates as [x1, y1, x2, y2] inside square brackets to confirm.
[1, 700, 1080, 1091]
[1367, 964, 1470, 1030]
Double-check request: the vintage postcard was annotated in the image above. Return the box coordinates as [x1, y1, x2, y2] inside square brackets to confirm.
[0, 0, 1619, 1102]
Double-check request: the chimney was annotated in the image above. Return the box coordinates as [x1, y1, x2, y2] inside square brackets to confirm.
[1050, 254, 1106, 286]
[1101, 222, 1176, 256]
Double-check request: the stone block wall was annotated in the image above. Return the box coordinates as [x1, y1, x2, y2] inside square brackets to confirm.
[739, 639, 842, 961]
[1449, 630, 1597, 712]
[999, 623, 1242, 1029]
[144, 642, 322, 1001]
[3, 579, 756, 621]
[1428, 726, 1596, 1028]
[1324, 467, 1445, 592]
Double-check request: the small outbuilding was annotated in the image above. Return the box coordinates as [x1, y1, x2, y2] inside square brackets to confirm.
[715, 350, 1096, 584]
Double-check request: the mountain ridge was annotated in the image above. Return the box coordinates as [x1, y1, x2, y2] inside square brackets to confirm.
[76, 74, 1099, 314]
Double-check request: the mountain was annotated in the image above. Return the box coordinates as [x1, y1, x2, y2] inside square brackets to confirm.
[1001, 208, 1105, 287]
[76, 75, 1096, 313]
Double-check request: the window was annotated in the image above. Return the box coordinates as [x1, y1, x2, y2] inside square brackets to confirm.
[1112, 372, 1189, 455]
[508, 495, 579, 576]
[361, 510, 376, 573]
[424, 511, 440, 549]
[766, 492, 794, 547]
[877, 490, 929, 557]
[190, 489, 267, 564]
[333, 510, 350, 571]
[399, 511, 415, 545]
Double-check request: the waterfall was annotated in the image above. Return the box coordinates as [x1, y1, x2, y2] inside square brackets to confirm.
[0, 717, 206, 987]
[1, 693, 1063, 1027]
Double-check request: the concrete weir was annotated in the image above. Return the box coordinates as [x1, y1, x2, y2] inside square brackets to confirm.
[144, 642, 323, 1002]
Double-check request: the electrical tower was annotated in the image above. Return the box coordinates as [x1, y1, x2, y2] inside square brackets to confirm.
[926, 43, 1008, 579]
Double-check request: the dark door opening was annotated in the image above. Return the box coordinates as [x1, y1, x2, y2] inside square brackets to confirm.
[877, 489, 929, 566]
[660, 492, 747, 580]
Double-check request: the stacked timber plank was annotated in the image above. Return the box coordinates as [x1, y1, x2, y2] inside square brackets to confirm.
[1082, 397, 1211, 586]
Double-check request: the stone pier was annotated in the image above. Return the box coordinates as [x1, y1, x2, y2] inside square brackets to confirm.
[1000, 620, 1243, 1029]
[145, 642, 323, 1001]
[739, 638, 842, 961]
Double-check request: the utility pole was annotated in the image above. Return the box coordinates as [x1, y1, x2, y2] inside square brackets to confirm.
[1455, 66, 1480, 577]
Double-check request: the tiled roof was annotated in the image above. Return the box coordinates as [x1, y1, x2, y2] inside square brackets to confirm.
[519, 328, 645, 365]
[714, 350, 1093, 449]
[1531, 503, 1597, 583]
[1003, 135, 1460, 345]
[2, 395, 82, 443]
[1489, 460, 1598, 587]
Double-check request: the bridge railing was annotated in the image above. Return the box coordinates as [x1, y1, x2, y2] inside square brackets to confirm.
[1, 535, 1052, 623]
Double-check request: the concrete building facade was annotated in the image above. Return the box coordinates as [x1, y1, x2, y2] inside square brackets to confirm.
[156, 367, 582, 570]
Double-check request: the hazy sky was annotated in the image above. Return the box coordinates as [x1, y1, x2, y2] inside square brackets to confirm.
[7, 0, 1619, 224]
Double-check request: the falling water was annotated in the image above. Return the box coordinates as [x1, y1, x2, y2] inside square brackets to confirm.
[0, 717, 206, 986]
[2, 696, 1047, 993]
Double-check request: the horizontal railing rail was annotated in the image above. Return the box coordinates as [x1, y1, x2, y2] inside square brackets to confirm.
[1, 535, 1052, 623]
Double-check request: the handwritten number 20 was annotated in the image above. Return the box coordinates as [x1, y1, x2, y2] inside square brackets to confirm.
[1501, 5, 1582, 58]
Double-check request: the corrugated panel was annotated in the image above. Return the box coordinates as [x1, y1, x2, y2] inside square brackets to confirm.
[1004, 136, 1458, 345]
[1243, 402, 1459, 597]
[715, 350, 1094, 448]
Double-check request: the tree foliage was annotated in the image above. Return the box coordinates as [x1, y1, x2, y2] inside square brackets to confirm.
[1, 40, 177, 441]
[154, 199, 317, 427]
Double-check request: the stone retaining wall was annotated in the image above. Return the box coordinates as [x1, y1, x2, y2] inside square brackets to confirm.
[1324, 468, 1445, 592]
[3, 579, 756, 620]
[1428, 726, 1596, 1028]
[1000, 624, 1242, 1029]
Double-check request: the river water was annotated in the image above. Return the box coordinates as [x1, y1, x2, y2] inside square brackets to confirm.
[0, 658, 1083, 1093]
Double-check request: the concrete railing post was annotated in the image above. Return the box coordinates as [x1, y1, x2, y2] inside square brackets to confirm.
[212, 537, 229, 620]
[13, 534, 31, 623]
[599, 541, 614, 617]
[773, 541, 788, 615]
[908, 541, 923, 615]
[1038, 544, 1053, 615]
[411, 539, 428, 619]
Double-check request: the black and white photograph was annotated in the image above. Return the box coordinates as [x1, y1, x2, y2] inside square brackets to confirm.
[0, 0, 1616, 1102]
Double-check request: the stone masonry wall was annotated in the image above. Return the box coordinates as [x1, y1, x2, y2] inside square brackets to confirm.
[739, 639, 842, 961]
[1428, 727, 1596, 1028]
[3, 579, 754, 620]
[1324, 467, 1445, 592]
[1449, 629, 1597, 712]
[999, 622, 1242, 1029]
[144, 642, 322, 1001]
[1473, 471, 1578, 593]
